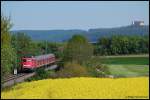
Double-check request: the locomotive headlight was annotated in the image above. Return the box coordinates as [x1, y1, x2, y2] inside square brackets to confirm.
[23, 65, 31, 67]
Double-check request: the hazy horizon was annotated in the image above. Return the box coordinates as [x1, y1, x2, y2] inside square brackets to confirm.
[1, 1, 149, 31]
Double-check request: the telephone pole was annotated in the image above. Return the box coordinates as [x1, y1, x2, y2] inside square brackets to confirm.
[45, 40, 47, 68]
[46, 40, 47, 54]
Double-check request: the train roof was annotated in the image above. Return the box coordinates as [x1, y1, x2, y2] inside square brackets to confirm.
[33, 54, 55, 60]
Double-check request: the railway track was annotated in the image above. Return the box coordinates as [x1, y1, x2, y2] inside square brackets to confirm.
[2, 72, 36, 88]
[2, 65, 58, 88]
[3, 73, 27, 83]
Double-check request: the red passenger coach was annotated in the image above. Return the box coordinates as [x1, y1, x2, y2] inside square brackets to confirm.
[22, 54, 56, 70]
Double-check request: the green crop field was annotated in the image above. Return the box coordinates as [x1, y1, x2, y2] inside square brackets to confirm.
[101, 56, 149, 65]
[93, 55, 149, 77]
[107, 65, 149, 77]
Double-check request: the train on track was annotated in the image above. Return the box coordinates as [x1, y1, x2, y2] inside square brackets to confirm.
[2, 54, 57, 88]
[21, 53, 56, 71]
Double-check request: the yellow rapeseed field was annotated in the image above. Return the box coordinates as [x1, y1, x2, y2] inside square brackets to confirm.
[1, 77, 149, 99]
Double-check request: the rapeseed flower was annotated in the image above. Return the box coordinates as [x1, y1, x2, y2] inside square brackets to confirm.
[1, 77, 149, 99]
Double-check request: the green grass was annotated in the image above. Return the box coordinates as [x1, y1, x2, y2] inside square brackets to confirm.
[91, 55, 149, 77]
[107, 64, 149, 77]
[101, 57, 149, 65]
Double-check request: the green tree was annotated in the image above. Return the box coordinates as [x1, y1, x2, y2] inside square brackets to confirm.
[13, 32, 31, 55]
[98, 37, 111, 55]
[128, 36, 140, 54]
[119, 36, 129, 54]
[1, 45, 17, 77]
[1, 14, 12, 45]
[64, 35, 93, 64]
[138, 35, 149, 53]
[1, 14, 17, 82]
[110, 35, 120, 55]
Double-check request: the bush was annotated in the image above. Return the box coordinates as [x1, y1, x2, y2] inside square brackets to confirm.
[26, 69, 57, 81]
[56, 57, 110, 78]
[46, 70, 57, 78]
[56, 62, 89, 78]
[35, 68, 49, 79]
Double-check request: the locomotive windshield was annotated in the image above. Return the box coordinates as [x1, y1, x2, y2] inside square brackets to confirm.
[23, 59, 32, 62]
[23, 59, 26, 62]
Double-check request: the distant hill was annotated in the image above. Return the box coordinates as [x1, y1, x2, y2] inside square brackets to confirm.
[11, 25, 149, 42]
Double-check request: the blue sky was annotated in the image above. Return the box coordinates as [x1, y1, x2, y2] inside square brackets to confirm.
[1, 1, 149, 30]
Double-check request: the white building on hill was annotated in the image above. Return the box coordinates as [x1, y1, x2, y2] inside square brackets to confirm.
[132, 21, 144, 26]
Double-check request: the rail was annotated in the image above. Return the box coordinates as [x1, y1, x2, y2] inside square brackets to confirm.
[3, 73, 27, 83]
[2, 64, 58, 88]
[2, 72, 36, 88]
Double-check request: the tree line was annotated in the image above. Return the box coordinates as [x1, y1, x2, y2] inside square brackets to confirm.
[94, 35, 149, 56]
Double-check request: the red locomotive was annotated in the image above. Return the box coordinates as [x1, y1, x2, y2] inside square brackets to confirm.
[22, 54, 56, 71]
